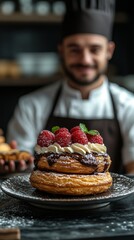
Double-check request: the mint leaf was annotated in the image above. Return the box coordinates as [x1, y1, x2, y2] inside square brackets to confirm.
[51, 126, 60, 133]
[79, 123, 89, 133]
[88, 130, 99, 136]
[79, 123, 100, 136]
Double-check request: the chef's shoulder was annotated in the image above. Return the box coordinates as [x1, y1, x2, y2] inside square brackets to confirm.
[18, 81, 61, 107]
[109, 82, 134, 109]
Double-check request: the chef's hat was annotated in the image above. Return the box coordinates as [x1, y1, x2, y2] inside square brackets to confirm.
[61, 0, 115, 40]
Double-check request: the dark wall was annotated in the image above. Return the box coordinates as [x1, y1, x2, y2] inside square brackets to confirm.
[111, 0, 134, 76]
[0, 23, 61, 59]
[0, 86, 41, 135]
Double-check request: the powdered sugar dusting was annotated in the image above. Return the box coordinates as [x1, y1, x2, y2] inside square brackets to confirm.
[0, 188, 34, 227]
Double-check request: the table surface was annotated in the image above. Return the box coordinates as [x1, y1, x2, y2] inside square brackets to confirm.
[0, 174, 134, 240]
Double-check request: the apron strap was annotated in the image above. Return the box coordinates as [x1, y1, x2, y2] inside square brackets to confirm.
[49, 84, 62, 118]
[108, 84, 118, 120]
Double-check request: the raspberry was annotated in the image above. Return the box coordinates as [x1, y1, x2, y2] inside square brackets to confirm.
[37, 130, 55, 147]
[55, 127, 69, 135]
[70, 126, 81, 134]
[55, 131, 71, 147]
[87, 134, 103, 144]
[71, 130, 88, 145]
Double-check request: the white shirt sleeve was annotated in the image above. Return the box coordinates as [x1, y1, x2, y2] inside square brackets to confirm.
[7, 97, 38, 153]
[111, 84, 134, 165]
[120, 98, 134, 165]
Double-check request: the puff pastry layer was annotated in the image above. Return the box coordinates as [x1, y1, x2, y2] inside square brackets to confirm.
[30, 170, 112, 195]
[36, 154, 111, 174]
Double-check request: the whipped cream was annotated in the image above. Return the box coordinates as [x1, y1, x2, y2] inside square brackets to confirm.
[35, 142, 107, 155]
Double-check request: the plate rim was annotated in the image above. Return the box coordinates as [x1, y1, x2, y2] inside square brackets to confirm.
[1, 173, 134, 206]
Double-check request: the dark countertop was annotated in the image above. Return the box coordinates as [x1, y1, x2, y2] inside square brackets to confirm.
[0, 175, 134, 240]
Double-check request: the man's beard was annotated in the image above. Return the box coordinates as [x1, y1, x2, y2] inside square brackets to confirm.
[62, 62, 107, 86]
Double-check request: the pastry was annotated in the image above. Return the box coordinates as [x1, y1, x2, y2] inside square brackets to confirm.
[0, 149, 32, 161]
[0, 134, 32, 162]
[0, 136, 5, 144]
[0, 143, 11, 152]
[0, 128, 5, 144]
[30, 123, 112, 195]
[30, 170, 112, 195]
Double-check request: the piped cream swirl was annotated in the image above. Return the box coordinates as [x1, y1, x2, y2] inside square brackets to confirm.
[35, 142, 107, 155]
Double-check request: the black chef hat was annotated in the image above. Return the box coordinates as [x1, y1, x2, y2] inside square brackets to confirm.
[61, 0, 115, 40]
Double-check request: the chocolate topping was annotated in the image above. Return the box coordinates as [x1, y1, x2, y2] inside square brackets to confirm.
[34, 151, 109, 169]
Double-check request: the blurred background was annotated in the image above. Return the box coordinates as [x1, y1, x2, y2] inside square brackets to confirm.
[0, 0, 133, 134]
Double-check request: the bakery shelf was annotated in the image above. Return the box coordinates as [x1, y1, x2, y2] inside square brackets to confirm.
[0, 12, 128, 24]
[0, 73, 63, 86]
[0, 13, 63, 24]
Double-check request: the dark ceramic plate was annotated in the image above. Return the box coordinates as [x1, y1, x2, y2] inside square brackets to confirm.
[1, 173, 134, 210]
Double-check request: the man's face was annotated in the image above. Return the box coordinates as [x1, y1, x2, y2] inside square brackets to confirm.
[59, 34, 115, 86]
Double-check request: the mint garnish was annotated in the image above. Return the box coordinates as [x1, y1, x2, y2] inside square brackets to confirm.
[51, 126, 60, 133]
[79, 123, 100, 135]
[79, 123, 88, 133]
[88, 130, 99, 135]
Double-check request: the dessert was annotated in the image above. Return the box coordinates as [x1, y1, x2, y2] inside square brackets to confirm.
[30, 123, 112, 195]
[0, 148, 32, 162]
[0, 132, 32, 162]
[0, 128, 5, 144]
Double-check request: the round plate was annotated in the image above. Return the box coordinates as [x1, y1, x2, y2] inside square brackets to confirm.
[1, 173, 134, 210]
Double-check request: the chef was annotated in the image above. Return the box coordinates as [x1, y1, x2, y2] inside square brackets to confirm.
[2, 0, 134, 174]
